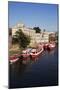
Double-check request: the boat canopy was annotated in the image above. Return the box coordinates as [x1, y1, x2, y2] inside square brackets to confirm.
[22, 48, 32, 54]
[22, 50, 27, 53]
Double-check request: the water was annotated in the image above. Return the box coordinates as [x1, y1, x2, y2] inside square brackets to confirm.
[9, 46, 58, 88]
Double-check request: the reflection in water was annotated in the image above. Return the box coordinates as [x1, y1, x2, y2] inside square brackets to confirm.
[47, 49, 55, 55]
[9, 46, 58, 88]
[9, 60, 27, 76]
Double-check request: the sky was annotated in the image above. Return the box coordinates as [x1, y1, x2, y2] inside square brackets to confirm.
[8, 2, 58, 32]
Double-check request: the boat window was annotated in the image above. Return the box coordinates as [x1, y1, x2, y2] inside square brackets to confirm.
[32, 52, 35, 54]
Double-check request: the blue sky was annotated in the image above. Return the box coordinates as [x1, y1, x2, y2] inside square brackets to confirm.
[8, 2, 58, 32]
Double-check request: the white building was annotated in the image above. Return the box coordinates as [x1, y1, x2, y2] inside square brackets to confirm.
[12, 23, 51, 46]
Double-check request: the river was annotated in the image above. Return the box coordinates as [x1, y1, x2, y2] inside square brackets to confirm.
[9, 46, 58, 88]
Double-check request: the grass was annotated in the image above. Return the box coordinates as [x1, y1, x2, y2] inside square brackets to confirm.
[9, 44, 21, 56]
[9, 50, 21, 56]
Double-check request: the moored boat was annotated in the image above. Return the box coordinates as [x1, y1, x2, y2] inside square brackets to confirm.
[30, 48, 43, 58]
[21, 48, 32, 59]
[9, 55, 19, 64]
[43, 43, 49, 50]
[47, 43, 55, 50]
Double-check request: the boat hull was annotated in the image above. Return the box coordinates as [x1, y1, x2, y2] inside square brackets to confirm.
[21, 54, 30, 60]
[30, 48, 43, 58]
[9, 54, 20, 64]
[9, 58, 19, 64]
[47, 44, 55, 50]
[43, 43, 49, 50]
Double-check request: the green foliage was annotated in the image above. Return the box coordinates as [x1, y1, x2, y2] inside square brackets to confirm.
[13, 29, 31, 49]
[12, 37, 18, 44]
[49, 34, 55, 42]
[33, 27, 41, 33]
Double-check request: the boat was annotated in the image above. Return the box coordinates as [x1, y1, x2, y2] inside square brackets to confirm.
[47, 43, 55, 50]
[30, 47, 43, 58]
[21, 48, 32, 59]
[9, 55, 19, 64]
[43, 43, 49, 50]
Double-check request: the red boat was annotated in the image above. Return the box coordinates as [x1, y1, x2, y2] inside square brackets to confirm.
[9, 55, 19, 64]
[21, 48, 32, 59]
[47, 43, 55, 50]
[30, 48, 43, 58]
[43, 43, 49, 50]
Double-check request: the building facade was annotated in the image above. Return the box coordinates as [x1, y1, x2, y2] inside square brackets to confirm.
[11, 23, 52, 46]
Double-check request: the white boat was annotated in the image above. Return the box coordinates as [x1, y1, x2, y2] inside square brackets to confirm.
[30, 48, 43, 58]
[21, 48, 32, 58]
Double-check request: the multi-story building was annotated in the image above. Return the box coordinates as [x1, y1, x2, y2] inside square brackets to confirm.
[11, 23, 52, 46]
[12, 23, 36, 46]
[41, 32, 50, 43]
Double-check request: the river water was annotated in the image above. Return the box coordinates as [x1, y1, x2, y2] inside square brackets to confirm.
[9, 46, 58, 88]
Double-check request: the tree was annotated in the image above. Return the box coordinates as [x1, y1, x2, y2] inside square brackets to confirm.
[49, 33, 55, 42]
[33, 27, 41, 33]
[13, 29, 31, 49]
[12, 37, 18, 44]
